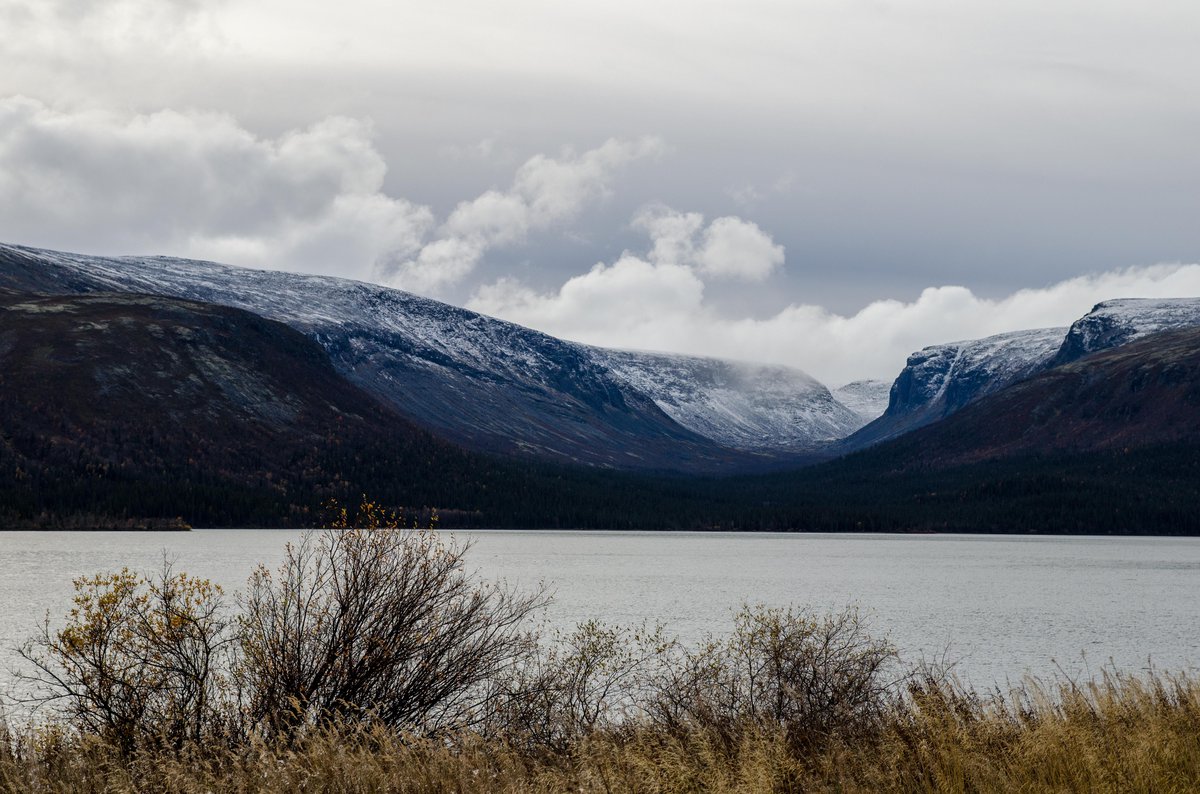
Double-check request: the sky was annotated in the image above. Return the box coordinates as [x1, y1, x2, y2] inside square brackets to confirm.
[2, 0, 1200, 385]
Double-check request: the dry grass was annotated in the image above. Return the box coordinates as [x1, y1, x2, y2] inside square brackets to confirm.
[4, 670, 1200, 793]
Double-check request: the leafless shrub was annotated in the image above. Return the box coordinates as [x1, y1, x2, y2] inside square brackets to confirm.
[235, 501, 548, 739]
[9, 497, 902, 765]
[482, 620, 669, 751]
[646, 605, 900, 750]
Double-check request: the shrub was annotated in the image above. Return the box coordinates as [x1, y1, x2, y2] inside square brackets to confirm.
[14, 564, 233, 754]
[483, 620, 669, 751]
[235, 500, 547, 739]
[646, 605, 900, 750]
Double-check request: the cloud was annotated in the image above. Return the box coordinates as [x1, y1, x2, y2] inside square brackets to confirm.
[471, 255, 706, 338]
[0, 96, 674, 296]
[0, 97, 664, 291]
[0, 96, 433, 279]
[633, 204, 784, 281]
[381, 136, 664, 293]
[695, 216, 784, 280]
[635, 206, 704, 267]
[470, 256, 1200, 386]
[1, 0, 226, 57]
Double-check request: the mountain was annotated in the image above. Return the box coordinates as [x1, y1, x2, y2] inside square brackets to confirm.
[0, 287, 766, 529]
[718, 326, 1200, 534]
[831, 380, 891, 425]
[587, 349, 864, 451]
[1055, 298, 1200, 364]
[840, 327, 1066, 450]
[875, 326, 1200, 465]
[4, 286, 1200, 534]
[839, 297, 1200, 454]
[0, 290, 470, 527]
[0, 243, 857, 472]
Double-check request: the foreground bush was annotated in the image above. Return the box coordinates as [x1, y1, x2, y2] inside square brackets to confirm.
[14, 565, 233, 754]
[237, 517, 545, 739]
[646, 605, 899, 751]
[11, 499, 546, 748]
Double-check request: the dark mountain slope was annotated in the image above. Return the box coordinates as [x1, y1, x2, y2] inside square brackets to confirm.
[0, 290, 475, 527]
[839, 327, 1066, 451]
[1053, 297, 1200, 364]
[1, 289, 799, 530]
[4, 286, 1199, 535]
[840, 297, 1200, 456]
[713, 328, 1200, 533]
[0, 243, 824, 472]
[880, 326, 1200, 466]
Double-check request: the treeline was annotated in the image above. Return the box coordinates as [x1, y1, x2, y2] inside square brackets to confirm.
[5, 426, 1200, 533]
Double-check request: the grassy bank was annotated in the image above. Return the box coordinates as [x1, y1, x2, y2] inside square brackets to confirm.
[3, 670, 1199, 792]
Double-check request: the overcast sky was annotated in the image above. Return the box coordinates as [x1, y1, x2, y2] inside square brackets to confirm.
[3, 0, 1199, 384]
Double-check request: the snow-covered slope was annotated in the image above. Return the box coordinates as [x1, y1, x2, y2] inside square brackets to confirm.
[831, 380, 891, 425]
[842, 327, 1067, 450]
[0, 243, 850, 469]
[589, 349, 863, 451]
[1055, 298, 1200, 364]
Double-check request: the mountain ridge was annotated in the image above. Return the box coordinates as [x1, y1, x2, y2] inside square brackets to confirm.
[0, 242, 855, 472]
[839, 327, 1066, 451]
[5, 284, 1200, 533]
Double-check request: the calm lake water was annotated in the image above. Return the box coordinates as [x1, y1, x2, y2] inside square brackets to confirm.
[2, 530, 1199, 695]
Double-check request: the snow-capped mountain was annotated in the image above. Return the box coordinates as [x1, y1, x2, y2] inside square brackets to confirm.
[1055, 298, 1200, 364]
[588, 349, 864, 451]
[831, 380, 891, 425]
[0, 243, 856, 470]
[842, 327, 1067, 450]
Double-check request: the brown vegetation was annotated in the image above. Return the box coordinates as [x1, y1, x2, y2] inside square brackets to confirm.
[4, 671, 1199, 792]
[4, 500, 1198, 791]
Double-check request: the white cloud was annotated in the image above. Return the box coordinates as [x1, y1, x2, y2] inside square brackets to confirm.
[381, 237, 486, 295]
[0, 96, 433, 279]
[634, 205, 704, 267]
[470, 258, 1200, 386]
[471, 255, 706, 338]
[632, 204, 784, 280]
[0, 97, 664, 292]
[695, 216, 784, 280]
[382, 136, 664, 293]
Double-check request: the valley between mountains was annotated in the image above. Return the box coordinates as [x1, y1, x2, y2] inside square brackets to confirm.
[3, 242, 1199, 533]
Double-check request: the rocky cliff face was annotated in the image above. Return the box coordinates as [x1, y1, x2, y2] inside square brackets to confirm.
[878, 326, 1200, 466]
[840, 327, 1067, 450]
[1055, 298, 1200, 365]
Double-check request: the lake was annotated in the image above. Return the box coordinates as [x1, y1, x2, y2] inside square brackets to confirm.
[2, 530, 1198, 696]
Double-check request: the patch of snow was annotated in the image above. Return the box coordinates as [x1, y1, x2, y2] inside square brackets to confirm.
[832, 380, 891, 424]
[896, 328, 1067, 415]
[591, 348, 863, 450]
[1059, 298, 1200, 362]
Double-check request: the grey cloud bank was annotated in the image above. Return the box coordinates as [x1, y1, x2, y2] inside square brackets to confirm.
[1, 0, 1199, 383]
